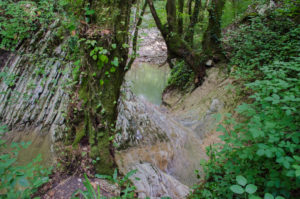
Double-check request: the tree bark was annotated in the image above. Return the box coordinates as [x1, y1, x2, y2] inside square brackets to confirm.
[166, 0, 177, 32]
[178, 0, 184, 35]
[202, 0, 225, 59]
[68, 0, 133, 175]
[184, 0, 201, 45]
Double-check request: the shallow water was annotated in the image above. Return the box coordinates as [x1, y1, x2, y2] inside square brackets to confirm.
[125, 62, 170, 105]
[4, 130, 54, 167]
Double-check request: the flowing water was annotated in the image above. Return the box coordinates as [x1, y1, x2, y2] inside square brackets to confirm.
[118, 61, 207, 190]
[125, 62, 170, 105]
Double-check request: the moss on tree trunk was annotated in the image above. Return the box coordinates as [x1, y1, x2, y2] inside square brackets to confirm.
[68, 0, 132, 175]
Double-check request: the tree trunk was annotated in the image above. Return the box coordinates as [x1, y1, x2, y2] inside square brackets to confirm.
[166, 0, 177, 32]
[202, 0, 225, 59]
[68, 0, 132, 175]
[178, 0, 184, 35]
[147, 0, 207, 82]
[184, 0, 201, 45]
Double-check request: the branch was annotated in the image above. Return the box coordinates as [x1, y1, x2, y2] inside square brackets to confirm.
[126, 0, 148, 70]
[146, 0, 166, 36]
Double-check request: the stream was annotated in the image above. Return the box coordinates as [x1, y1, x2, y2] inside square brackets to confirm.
[125, 62, 170, 105]
[0, 18, 214, 198]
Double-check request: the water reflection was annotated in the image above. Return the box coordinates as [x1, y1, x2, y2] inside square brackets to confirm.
[125, 62, 170, 105]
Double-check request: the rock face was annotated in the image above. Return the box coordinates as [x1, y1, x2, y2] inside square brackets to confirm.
[129, 163, 190, 199]
[0, 20, 70, 140]
[115, 84, 207, 198]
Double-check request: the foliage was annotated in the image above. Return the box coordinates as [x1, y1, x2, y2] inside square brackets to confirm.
[0, 0, 57, 50]
[221, 0, 252, 28]
[191, 3, 300, 199]
[167, 60, 195, 91]
[0, 124, 52, 199]
[72, 169, 137, 199]
[230, 175, 285, 199]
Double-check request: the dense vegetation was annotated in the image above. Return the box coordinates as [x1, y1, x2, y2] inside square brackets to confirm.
[0, 0, 299, 198]
[192, 2, 300, 199]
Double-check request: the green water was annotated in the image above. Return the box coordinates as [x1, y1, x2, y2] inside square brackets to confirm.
[126, 62, 170, 105]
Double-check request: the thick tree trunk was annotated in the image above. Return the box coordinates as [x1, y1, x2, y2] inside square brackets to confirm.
[68, 0, 132, 175]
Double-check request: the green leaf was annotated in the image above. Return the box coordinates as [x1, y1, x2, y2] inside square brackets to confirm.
[99, 54, 108, 64]
[264, 193, 274, 199]
[250, 196, 262, 199]
[18, 177, 30, 187]
[275, 196, 285, 199]
[99, 79, 104, 86]
[230, 185, 244, 194]
[113, 168, 118, 182]
[110, 67, 116, 73]
[111, 57, 119, 67]
[95, 174, 112, 180]
[111, 44, 116, 49]
[245, 184, 257, 194]
[85, 9, 95, 16]
[236, 175, 247, 186]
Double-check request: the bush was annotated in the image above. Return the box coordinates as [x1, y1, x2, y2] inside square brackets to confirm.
[192, 3, 300, 199]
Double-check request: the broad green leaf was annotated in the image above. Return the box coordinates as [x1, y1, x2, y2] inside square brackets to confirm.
[245, 184, 257, 194]
[236, 175, 247, 186]
[230, 185, 244, 194]
[99, 54, 108, 64]
[264, 193, 274, 199]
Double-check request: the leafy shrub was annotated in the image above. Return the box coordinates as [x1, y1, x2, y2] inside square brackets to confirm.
[0, 124, 52, 198]
[167, 60, 195, 91]
[191, 3, 300, 199]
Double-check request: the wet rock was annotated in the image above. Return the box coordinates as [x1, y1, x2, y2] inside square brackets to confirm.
[115, 84, 206, 189]
[128, 163, 190, 199]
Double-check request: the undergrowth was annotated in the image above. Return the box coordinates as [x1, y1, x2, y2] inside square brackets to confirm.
[192, 2, 300, 199]
[167, 60, 195, 91]
[0, 0, 57, 50]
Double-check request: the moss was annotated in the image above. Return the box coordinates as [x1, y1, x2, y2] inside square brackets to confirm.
[78, 77, 89, 104]
[91, 133, 114, 175]
[72, 122, 85, 146]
